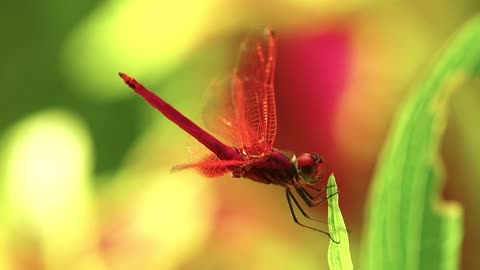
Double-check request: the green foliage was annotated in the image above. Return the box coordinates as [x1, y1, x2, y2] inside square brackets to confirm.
[363, 15, 480, 270]
[327, 174, 353, 270]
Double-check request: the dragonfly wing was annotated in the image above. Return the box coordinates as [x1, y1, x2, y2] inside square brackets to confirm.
[202, 27, 278, 156]
[172, 154, 246, 178]
[202, 78, 244, 149]
[233, 27, 278, 155]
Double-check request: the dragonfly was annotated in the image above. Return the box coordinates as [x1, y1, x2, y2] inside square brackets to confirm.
[119, 27, 337, 242]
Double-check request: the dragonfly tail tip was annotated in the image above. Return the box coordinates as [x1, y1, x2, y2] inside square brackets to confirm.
[118, 72, 134, 88]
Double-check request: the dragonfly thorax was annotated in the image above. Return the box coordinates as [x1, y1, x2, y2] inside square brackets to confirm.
[294, 153, 326, 184]
[232, 149, 297, 185]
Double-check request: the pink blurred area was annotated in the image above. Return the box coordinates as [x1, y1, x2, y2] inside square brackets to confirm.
[275, 23, 355, 206]
[274, 17, 418, 227]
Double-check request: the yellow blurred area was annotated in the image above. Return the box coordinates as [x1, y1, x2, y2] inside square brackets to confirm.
[60, 0, 374, 101]
[95, 171, 214, 270]
[61, 0, 224, 100]
[335, 6, 432, 171]
[0, 111, 215, 269]
[0, 110, 96, 269]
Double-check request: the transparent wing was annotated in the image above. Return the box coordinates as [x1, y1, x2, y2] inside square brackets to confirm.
[232, 27, 278, 155]
[202, 78, 244, 149]
[172, 154, 246, 178]
[202, 27, 278, 156]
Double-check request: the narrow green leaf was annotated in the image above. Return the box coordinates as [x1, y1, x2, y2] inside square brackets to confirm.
[363, 15, 480, 270]
[327, 174, 353, 270]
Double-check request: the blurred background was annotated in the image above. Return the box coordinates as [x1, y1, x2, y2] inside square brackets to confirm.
[1, 0, 479, 269]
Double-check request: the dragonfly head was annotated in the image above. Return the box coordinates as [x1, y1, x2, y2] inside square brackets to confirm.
[294, 153, 326, 184]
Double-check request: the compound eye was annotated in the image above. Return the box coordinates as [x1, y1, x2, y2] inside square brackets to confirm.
[295, 153, 325, 184]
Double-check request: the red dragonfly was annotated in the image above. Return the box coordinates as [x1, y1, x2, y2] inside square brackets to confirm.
[119, 27, 336, 241]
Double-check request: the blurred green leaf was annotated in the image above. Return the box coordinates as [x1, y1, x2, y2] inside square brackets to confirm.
[327, 174, 353, 270]
[363, 15, 480, 270]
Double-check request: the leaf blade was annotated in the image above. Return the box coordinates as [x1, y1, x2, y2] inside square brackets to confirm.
[327, 174, 353, 270]
[363, 15, 480, 270]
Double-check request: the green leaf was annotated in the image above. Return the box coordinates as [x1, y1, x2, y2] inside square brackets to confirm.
[327, 174, 353, 270]
[363, 15, 480, 270]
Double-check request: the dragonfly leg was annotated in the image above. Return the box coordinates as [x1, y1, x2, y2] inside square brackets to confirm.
[302, 183, 328, 201]
[285, 186, 339, 243]
[293, 178, 338, 207]
[305, 183, 336, 193]
[286, 185, 328, 224]
[293, 178, 325, 201]
[293, 179, 338, 207]
[299, 179, 337, 201]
